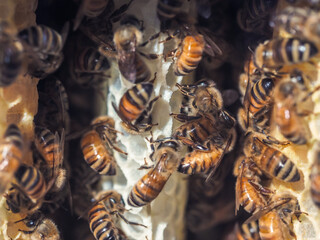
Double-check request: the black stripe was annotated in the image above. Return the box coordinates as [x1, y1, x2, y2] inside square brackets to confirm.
[273, 39, 285, 64]
[285, 38, 294, 63]
[289, 169, 300, 182]
[273, 154, 287, 177]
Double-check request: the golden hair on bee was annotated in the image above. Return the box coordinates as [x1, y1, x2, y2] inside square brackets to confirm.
[254, 38, 318, 70]
[0, 124, 23, 195]
[88, 190, 146, 240]
[243, 132, 301, 183]
[14, 211, 60, 240]
[128, 138, 181, 207]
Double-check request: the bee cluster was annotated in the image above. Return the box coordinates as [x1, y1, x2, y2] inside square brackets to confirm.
[1, 0, 320, 240]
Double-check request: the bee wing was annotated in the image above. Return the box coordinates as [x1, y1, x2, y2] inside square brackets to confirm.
[198, 28, 222, 56]
[205, 136, 232, 183]
[52, 129, 65, 179]
[235, 159, 246, 214]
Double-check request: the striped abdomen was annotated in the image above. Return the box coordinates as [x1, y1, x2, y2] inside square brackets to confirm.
[118, 54, 151, 83]
[0, 36, 23, 87]
[0, 124, 23, 194]
[14, 164, 46, 202]
[275, 106, 307, 145]
[259, 211, 287, 240]
[81, 130, 116, 175]
[175, 35, 205, 76]
[157, 0, 184, 21]
[178, 146, 222, 175]
[236, 175, 267, 214]
[18, 25, 63, 55]
[128, 166, 170, 207]
[257, 38, 318, 69]
[248, 77, 274, 116]
[76, 47, 110, 72]
[35, 127, 58, 168]
[118, 82, 153, 122]
[88, 202, 120, 240]
[173, 115, 215, 145]
[83, 0, 108, 18]
[236, 221, 260, 240]
[255, 145, 300, 182]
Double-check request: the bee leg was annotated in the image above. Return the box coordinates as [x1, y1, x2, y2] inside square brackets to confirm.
[109, 0, 134, 23]
[175, 83, 196, 97]
[170, 113, 201, 122]
[117, 212, 147, 228]
[140, 31, 162, 47]
[248, 180, 274, 196]
[262, 136, 291, 149]
[103, 136, 128, 155]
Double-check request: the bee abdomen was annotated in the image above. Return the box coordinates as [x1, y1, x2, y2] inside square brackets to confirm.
[81, 131, 116, 175]
[15, 164, 46, 202]
[260, 148, 300, 182]
[88, 202, 119, 240]
[5, 124, 24, 150]
[249, 78, 274, 115]
[84, 0, 108, 18]
[128, 173, 165, 207]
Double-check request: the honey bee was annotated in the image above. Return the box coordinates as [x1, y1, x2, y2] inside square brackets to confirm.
[111, 15, 157, 83]
[15, 211, 60, 240]
[0, 124, 23, 195]
[237, 0, 277, 34]
[311, 142, 320, 207]
[128, 138, 181, 207]
[175, 79, 223, 115]
[34, 127, 66, 191]
[73, 47, 111, 87]
[238, 75, 275, 134]
[272, 6, 320, 44]
[254, 38, 318, 70]
[243, 132, 301, 182]
[89, 190, 146, 239]
[81, 116, 126, 175]
[112, 82, 159, 134]
[258, 193, 301, 240]
[235, 157, 273, 215]
[273, 81, 311, 145]
[0, 21, 23, 87]
[235, 220, 260, 240]
[17, 23, 69, 78]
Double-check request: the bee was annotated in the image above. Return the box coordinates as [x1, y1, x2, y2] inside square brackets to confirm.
[0, 21, 23, 87]
[311, 142, 320, 207]
[111, 15, 157, 83]
[272, 6, 320, 44]
[81, 116, 127, 175]
[157, 0, 185, 22]
[73, 47, 111, 87]
[89, 190, 146, 240]
[258, 193, 301, 240]
[254, 38, 318, 70]
[236, 220, 260, 240]
[128, 138, 181, 207]
[235, 157, 273, 215]
[17, 23, 69, 78]
[243, 132, 301, 182]
[175, 79, 223, 115]
[237, 0, 277, 34]
[112, 82, 159, 134]
[34, 127, 66, 191]
[14, 211, 60, 240]
[238, 75, 276, 134]
[273, 81, 311, 145]
[0, 124, 23, 195]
